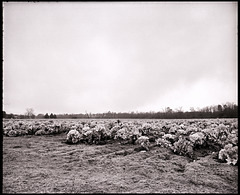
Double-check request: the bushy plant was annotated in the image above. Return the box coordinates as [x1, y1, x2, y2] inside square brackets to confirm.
[218, 144, 238, 165]
[225, 130, 238, 146]
[135, 136, 150, 151]
[90, 125, 109, 144]
[172, 136, 194, 158]
[155, 138, 172, 148]
[66, 130, 81, 144]
[162, 133, 177, 144]
[81, 129, 93, 144]
[114, 127, 129, 140]
[189, 132, 206, 147]
[8, 130, 18, 137]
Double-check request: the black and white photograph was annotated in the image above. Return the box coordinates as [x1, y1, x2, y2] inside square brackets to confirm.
[2, 1, 238, 193]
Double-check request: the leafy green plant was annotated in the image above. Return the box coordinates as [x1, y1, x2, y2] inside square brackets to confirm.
[172, 136, 194, 158]
[218, 144, 238, 165]
[66, 130, 81, 144]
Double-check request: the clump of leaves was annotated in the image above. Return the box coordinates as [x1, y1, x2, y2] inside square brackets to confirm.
[218, 144, 238, 165]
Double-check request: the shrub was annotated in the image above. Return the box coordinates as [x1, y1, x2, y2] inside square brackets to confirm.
[172, 136, 194, 158]
[156, 138, 172, 148]
[189, 132, 206, 147]
[8, 130, 18, 137]
[135, 136, 150, 151]
[218, 144, 238, 165]
[66, 130, 81, 144]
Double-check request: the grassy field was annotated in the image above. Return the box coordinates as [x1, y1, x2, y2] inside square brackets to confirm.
[2, 133, 238, 193]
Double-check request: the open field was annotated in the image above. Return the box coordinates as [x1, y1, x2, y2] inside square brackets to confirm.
[2, 128, 238, 194]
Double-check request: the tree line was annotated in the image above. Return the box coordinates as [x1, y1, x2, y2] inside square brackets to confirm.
[2, 111, 57, 119]
[56, 102, 238, 119]
[2, 102, 238, 119]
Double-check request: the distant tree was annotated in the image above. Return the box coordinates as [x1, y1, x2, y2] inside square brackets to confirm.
[3, 111, 6, 118]
[19, 114, 26, 119]
[190, 107, 195, 112]
[175, 107, 183, 112]
[49, 113, 57, 119]
[165, 107, 173, 113]
[218, 104, 223, 112]
[25, 108, 35, 119]
[211, 105, 219, 113]
[7, 113, 14, 119]
[85, 111, 91, 118]
[44, 113, 49, 119]
[36, 114, 44, 119]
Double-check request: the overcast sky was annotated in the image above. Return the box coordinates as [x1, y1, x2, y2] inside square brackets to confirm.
[3, 2, 238, 115]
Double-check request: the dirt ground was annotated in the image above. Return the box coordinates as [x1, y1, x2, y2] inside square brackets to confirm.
[2, 133, 238, 193]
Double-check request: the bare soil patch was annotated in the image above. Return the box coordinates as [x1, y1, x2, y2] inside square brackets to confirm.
[2, 133, 238, 193]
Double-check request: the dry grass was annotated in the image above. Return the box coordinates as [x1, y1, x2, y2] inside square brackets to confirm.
[2, 133, 238, 193]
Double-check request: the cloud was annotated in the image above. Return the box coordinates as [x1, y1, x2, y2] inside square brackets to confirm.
[3, 2, 237, 114]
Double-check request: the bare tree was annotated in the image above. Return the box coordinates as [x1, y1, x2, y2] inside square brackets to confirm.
[190, 107, 195, 112]
[165, 107, 173, 113]
[175, 107, 183, 112]
[25, 108, 35, 119]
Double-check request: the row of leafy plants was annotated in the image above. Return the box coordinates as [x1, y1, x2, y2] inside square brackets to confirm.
[2, 118, 238, 165]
